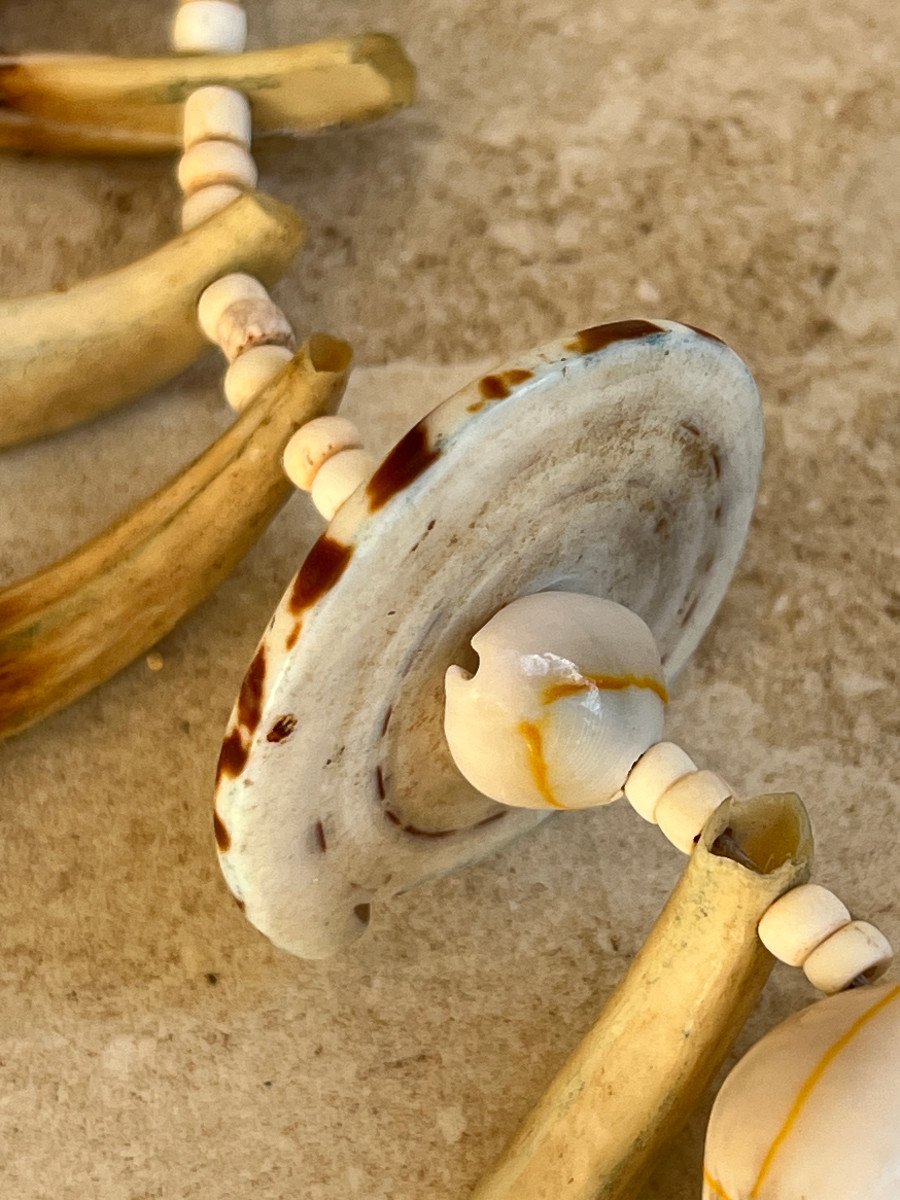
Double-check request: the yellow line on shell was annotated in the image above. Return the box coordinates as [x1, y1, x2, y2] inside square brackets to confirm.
[518, 720, 570, 809]
[751, 983, 900, 1196]
[543, 671, 669, 706]
[703, 1169, 734, 1200]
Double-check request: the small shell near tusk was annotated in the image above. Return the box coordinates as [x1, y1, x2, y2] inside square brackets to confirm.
[444, 591, 667, 810]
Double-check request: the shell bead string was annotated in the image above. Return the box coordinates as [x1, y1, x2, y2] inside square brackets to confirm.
[443, 589, 894, 999]
[171, 0, 374, 519]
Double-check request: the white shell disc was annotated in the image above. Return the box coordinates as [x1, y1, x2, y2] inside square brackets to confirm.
[214, 319, 763, 957]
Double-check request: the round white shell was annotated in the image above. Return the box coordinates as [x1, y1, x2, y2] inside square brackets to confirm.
[444, 592, 666, 810]
[213, 319, 763, 958]
[703, 982, 900, 1200]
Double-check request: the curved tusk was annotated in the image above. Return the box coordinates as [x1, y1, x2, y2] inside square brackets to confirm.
[471, 793, 813, 1200]
[0, 334, 352, 740]
[0, 36, 416, 156]
[0, 191, 304, 448]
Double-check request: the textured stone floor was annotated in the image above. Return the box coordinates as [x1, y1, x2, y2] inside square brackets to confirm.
[0, 1, 897, 1197]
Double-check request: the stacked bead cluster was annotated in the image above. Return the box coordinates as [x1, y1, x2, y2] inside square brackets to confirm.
[624, 741, 893, 993]
[171, 0, 373, 519]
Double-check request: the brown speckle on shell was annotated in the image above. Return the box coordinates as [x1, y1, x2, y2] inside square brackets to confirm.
[677, 421, 713, 476]
[216, 728, 250, 783]
[289, 536, 353, 614]
[237, 644, 266, 733]
[566, 319, 664, 355]
[353, 903, 371, 926]
[214, 811, 231, 852]
[366, 423, 441, 512]
[384, 807, 457, 838]
[267, 714, 298, 743]
[469, 368, 535, 412]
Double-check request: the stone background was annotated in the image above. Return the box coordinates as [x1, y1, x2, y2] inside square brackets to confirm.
[1, 1, 897, 1197]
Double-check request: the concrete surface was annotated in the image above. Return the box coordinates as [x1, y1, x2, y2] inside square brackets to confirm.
[1, 1, 897, 1197]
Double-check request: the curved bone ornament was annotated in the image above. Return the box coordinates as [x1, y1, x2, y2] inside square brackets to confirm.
[0, 192, 303, 448]
[445, 593, 667, 810]
[0, 37, 416, 156]
[0, 336, 351, 739]
[702, 982, 900, 1200]
[213, 319, 763, 958]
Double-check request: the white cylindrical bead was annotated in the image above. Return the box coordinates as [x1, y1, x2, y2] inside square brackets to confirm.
[224, 345, 294, 412]
[654, 769, 732, 854]
[310, 448, 375, 520]
[282, 417, 364, 492]
[171, 1, 247, 55]
[215, 298, 295, 362]
[177, 140, 258, 196]
[183, 86, 252, 149]
[803, 920, 894, 994]
[180, 183, 242, 231]
[623, 741, 697, 824]
[758, 884, 852, 968]
[197, 273, 269, 342]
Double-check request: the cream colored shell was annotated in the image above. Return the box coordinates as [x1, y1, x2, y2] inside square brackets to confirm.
[444, 592, 667, 810]
[702, 982, 900, 1200]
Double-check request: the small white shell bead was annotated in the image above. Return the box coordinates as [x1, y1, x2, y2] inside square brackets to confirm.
[702, 982, 900, 1200]
[444, 592, 668, 810]
[281, 416, 363, 491]
[181, 183, 242, 230]
[197, 274, 295, 362]
[757, 885, 893, 992]
[198, 273, 268, 341]
[310, 448, 375, 520]
[177, 139, 258, 195]
[803, 920, 893, 993]
[223, 344, 294, 412]
[758, 883, 852, 967]
[623, 741, 697, 823]
[654, 770, 733, 854]
[215, 296, 294, 361]
[172, 0, 247, 55]
[183, 87, 252, 150]
[282, 418, 373, 519]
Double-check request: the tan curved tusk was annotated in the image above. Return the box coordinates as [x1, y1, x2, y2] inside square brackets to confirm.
[0, 334, 352, 740]
[0, 36, 416, 156]
[0, 191, 304, 448]
[471, 793, 813, 1200]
